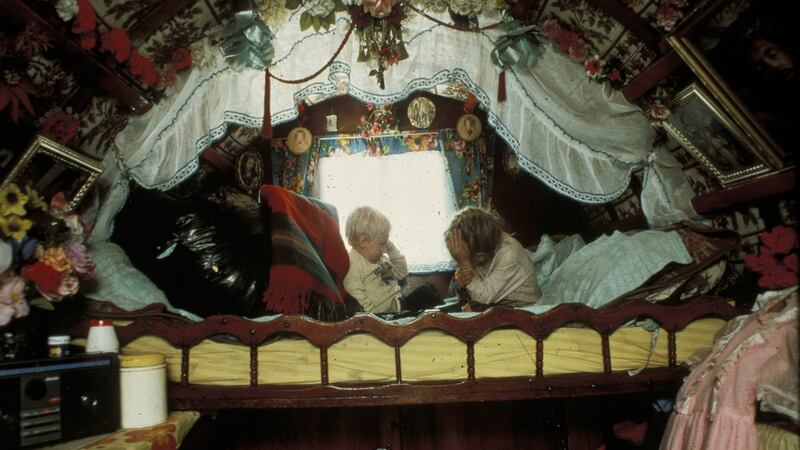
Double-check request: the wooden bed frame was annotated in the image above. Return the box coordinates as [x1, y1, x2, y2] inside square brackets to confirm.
[111, 295, 740, 412]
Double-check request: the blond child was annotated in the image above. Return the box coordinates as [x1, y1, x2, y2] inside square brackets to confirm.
[344, 207, 439, 314]
[445, 207, 540, 309]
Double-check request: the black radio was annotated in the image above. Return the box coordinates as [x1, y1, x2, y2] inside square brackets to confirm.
[0, 353, 120, 449]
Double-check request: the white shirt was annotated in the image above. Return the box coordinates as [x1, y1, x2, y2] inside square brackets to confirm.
[467, 233, 540, 307]
[344, 246, 408, 313]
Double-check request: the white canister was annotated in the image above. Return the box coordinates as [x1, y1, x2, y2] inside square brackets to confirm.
[86, 319, 119, 353]
[119, 353, 168, 428]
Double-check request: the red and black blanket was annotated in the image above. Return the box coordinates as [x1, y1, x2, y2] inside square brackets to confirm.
[260, 185, 348, 321]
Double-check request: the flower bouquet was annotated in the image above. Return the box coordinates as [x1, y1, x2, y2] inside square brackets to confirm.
[743, 225, 798, 289]
[1, 183, 95, 329]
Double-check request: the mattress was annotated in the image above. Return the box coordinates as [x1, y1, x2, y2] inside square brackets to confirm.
[120, 318, 726, 386]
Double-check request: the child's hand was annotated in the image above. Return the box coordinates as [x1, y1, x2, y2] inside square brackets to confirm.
[385, 239, 396, 253]
[454, 266, 475, 287]
[447, 230, 470, 263]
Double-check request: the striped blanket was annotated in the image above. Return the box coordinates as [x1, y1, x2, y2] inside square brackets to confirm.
[260, 185, 348, 321]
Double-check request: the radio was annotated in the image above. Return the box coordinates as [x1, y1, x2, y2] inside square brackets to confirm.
[0, 353, 119, 449]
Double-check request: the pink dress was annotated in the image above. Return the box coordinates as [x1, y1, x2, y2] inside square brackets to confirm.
[660, 290, 798, 450]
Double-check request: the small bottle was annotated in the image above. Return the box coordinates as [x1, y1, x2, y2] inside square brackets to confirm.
[48, 335, 71, 358]
[85, 319, 119, 353]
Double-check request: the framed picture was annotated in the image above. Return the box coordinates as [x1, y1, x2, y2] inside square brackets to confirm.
[667, 0, 794, 171]
[235, 150, 264, 194]
[662, 83, 772, 187]
[1, 135, 104, 212]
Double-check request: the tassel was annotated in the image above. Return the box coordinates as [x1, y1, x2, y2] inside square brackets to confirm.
[261, 69, 272, 138]
[497, 70, 507, 103]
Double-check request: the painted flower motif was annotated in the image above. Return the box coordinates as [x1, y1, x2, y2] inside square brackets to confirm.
[171, 47, 192, 71]
[655, 4, 683, 31]
[71, 0, 97, 34]
[0, 183, 28, 217]
[100, 29, 132, 63]
[40, 110, 80, 144]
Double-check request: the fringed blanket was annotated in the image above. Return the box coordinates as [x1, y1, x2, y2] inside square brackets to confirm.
[260, 185, 348, 321]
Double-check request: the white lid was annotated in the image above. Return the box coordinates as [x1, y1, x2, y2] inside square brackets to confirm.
[48, 335, 70, 345]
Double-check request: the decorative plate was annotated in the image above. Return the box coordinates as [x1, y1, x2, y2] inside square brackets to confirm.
[407, 97, 436, 129]
[287, 127, 313, 155]
[456, 113, 482, 142]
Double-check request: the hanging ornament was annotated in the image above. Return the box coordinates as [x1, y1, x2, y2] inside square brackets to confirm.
[287, 127, 313, 155]
[406, 96, 436, 129]
[490, 20, 543, 104]
[219, 10, 275, 71]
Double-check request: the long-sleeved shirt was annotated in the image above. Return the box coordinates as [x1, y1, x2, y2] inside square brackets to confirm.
[344, 246, 408, 313]
[467, 233, 540, 307]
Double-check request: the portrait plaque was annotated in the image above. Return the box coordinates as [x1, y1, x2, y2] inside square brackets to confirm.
[456, 114, 482, 142]
[406, 97, 436, 129]
[287, 127, 313, 155]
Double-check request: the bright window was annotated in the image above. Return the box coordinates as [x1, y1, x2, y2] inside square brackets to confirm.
[312, 151, 457, 272]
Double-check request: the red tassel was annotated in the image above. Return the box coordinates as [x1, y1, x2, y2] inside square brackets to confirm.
[262, 69, 272, 139]
[497, 70, 507, 103]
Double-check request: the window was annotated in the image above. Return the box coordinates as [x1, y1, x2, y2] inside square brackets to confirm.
[312, 151, 457, 272]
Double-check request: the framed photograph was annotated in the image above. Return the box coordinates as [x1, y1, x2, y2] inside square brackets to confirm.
[667, 0, 794, 171]
[235, 151, 264, 194]
[1, 135, 104, 212]
[662, 83, 772, 187]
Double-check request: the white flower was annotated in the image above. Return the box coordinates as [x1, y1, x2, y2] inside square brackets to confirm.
[304, 0, 336, 18]
[256, 0, 289, 28]
[55, 0, 79, 22]
[1, 240, 12, 274]
[448, 0, 483, 17]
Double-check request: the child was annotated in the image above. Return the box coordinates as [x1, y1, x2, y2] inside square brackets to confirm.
[445, 207, 540, 309]
[343, 207, 440, 314]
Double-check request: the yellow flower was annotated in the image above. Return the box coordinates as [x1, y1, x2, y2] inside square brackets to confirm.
[40, 247, 73, 272]
[25, 185, 48, 211]
[0, 183, 29, 217]
[0, 214, 33, 240]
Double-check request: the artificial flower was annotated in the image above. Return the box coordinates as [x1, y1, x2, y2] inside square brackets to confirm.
[101, 28, 132, 63]
[0, 273, 29, 326]
[585, 55, 604, 78]
[171, 47, 192, 71]
[79, 32, 96, 50]
[304, 0, 336, 17]
[567, 41, 589, 63]
[21, 261, 61, 295]
[64, 242, 94, 278]
[24, 186, 48, 212]
[363, 0, 398, 18]
[760, 225, 796, 255]
[0, 77, 35, 123]
[39, 247, 73, 273]
[0, 239, 11, 273]
[0, 215, 33, 241]
[0, 183, 29, 217]
[655, 4, 682, 32]
[744, 225, 799, 290]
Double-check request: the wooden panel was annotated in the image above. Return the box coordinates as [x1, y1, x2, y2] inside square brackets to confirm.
[691, 167, 795, 214]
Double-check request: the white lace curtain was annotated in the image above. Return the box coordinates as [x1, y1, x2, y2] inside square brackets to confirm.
[92, 11, 699, 242]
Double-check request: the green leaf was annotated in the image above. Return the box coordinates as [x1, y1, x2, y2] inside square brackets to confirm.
[285, 0, 301, 10]
[29, 297, 55, 311]
[300, 12, 312, 31]
[311, 14, 322, 32]
[333, 0, 347, 12]
[325, 11, 336, 26]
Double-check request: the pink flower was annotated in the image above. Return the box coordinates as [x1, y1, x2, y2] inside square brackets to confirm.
[362, 0, 398, 18]
[542, 19, 560, 39]
[568, 40, 589, 63]
[371, 123, 382, 134]
[64, 242, 95, 279]
[40, 110, 80, 144]
[79, 32, 96, 50]
[0, 273, 29, 326]
[607, 67, 622, 82]
[555, 29, 579, 52]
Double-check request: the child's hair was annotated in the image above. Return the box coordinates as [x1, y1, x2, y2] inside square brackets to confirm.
[345, 206, 391, 246]
[445, 207, 504, 256]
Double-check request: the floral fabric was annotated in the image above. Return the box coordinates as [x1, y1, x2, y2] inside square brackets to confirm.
[81, 411, 200, 450]
[270, 129, 494, 209]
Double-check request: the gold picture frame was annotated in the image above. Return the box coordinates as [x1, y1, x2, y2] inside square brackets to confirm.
[667, 35, 786, 172]
[662, 83, 772, 187]
[0, 135, 104, 212]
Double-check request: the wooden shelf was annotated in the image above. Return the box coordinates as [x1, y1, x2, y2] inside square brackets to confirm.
[691, 167, 795, 214]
